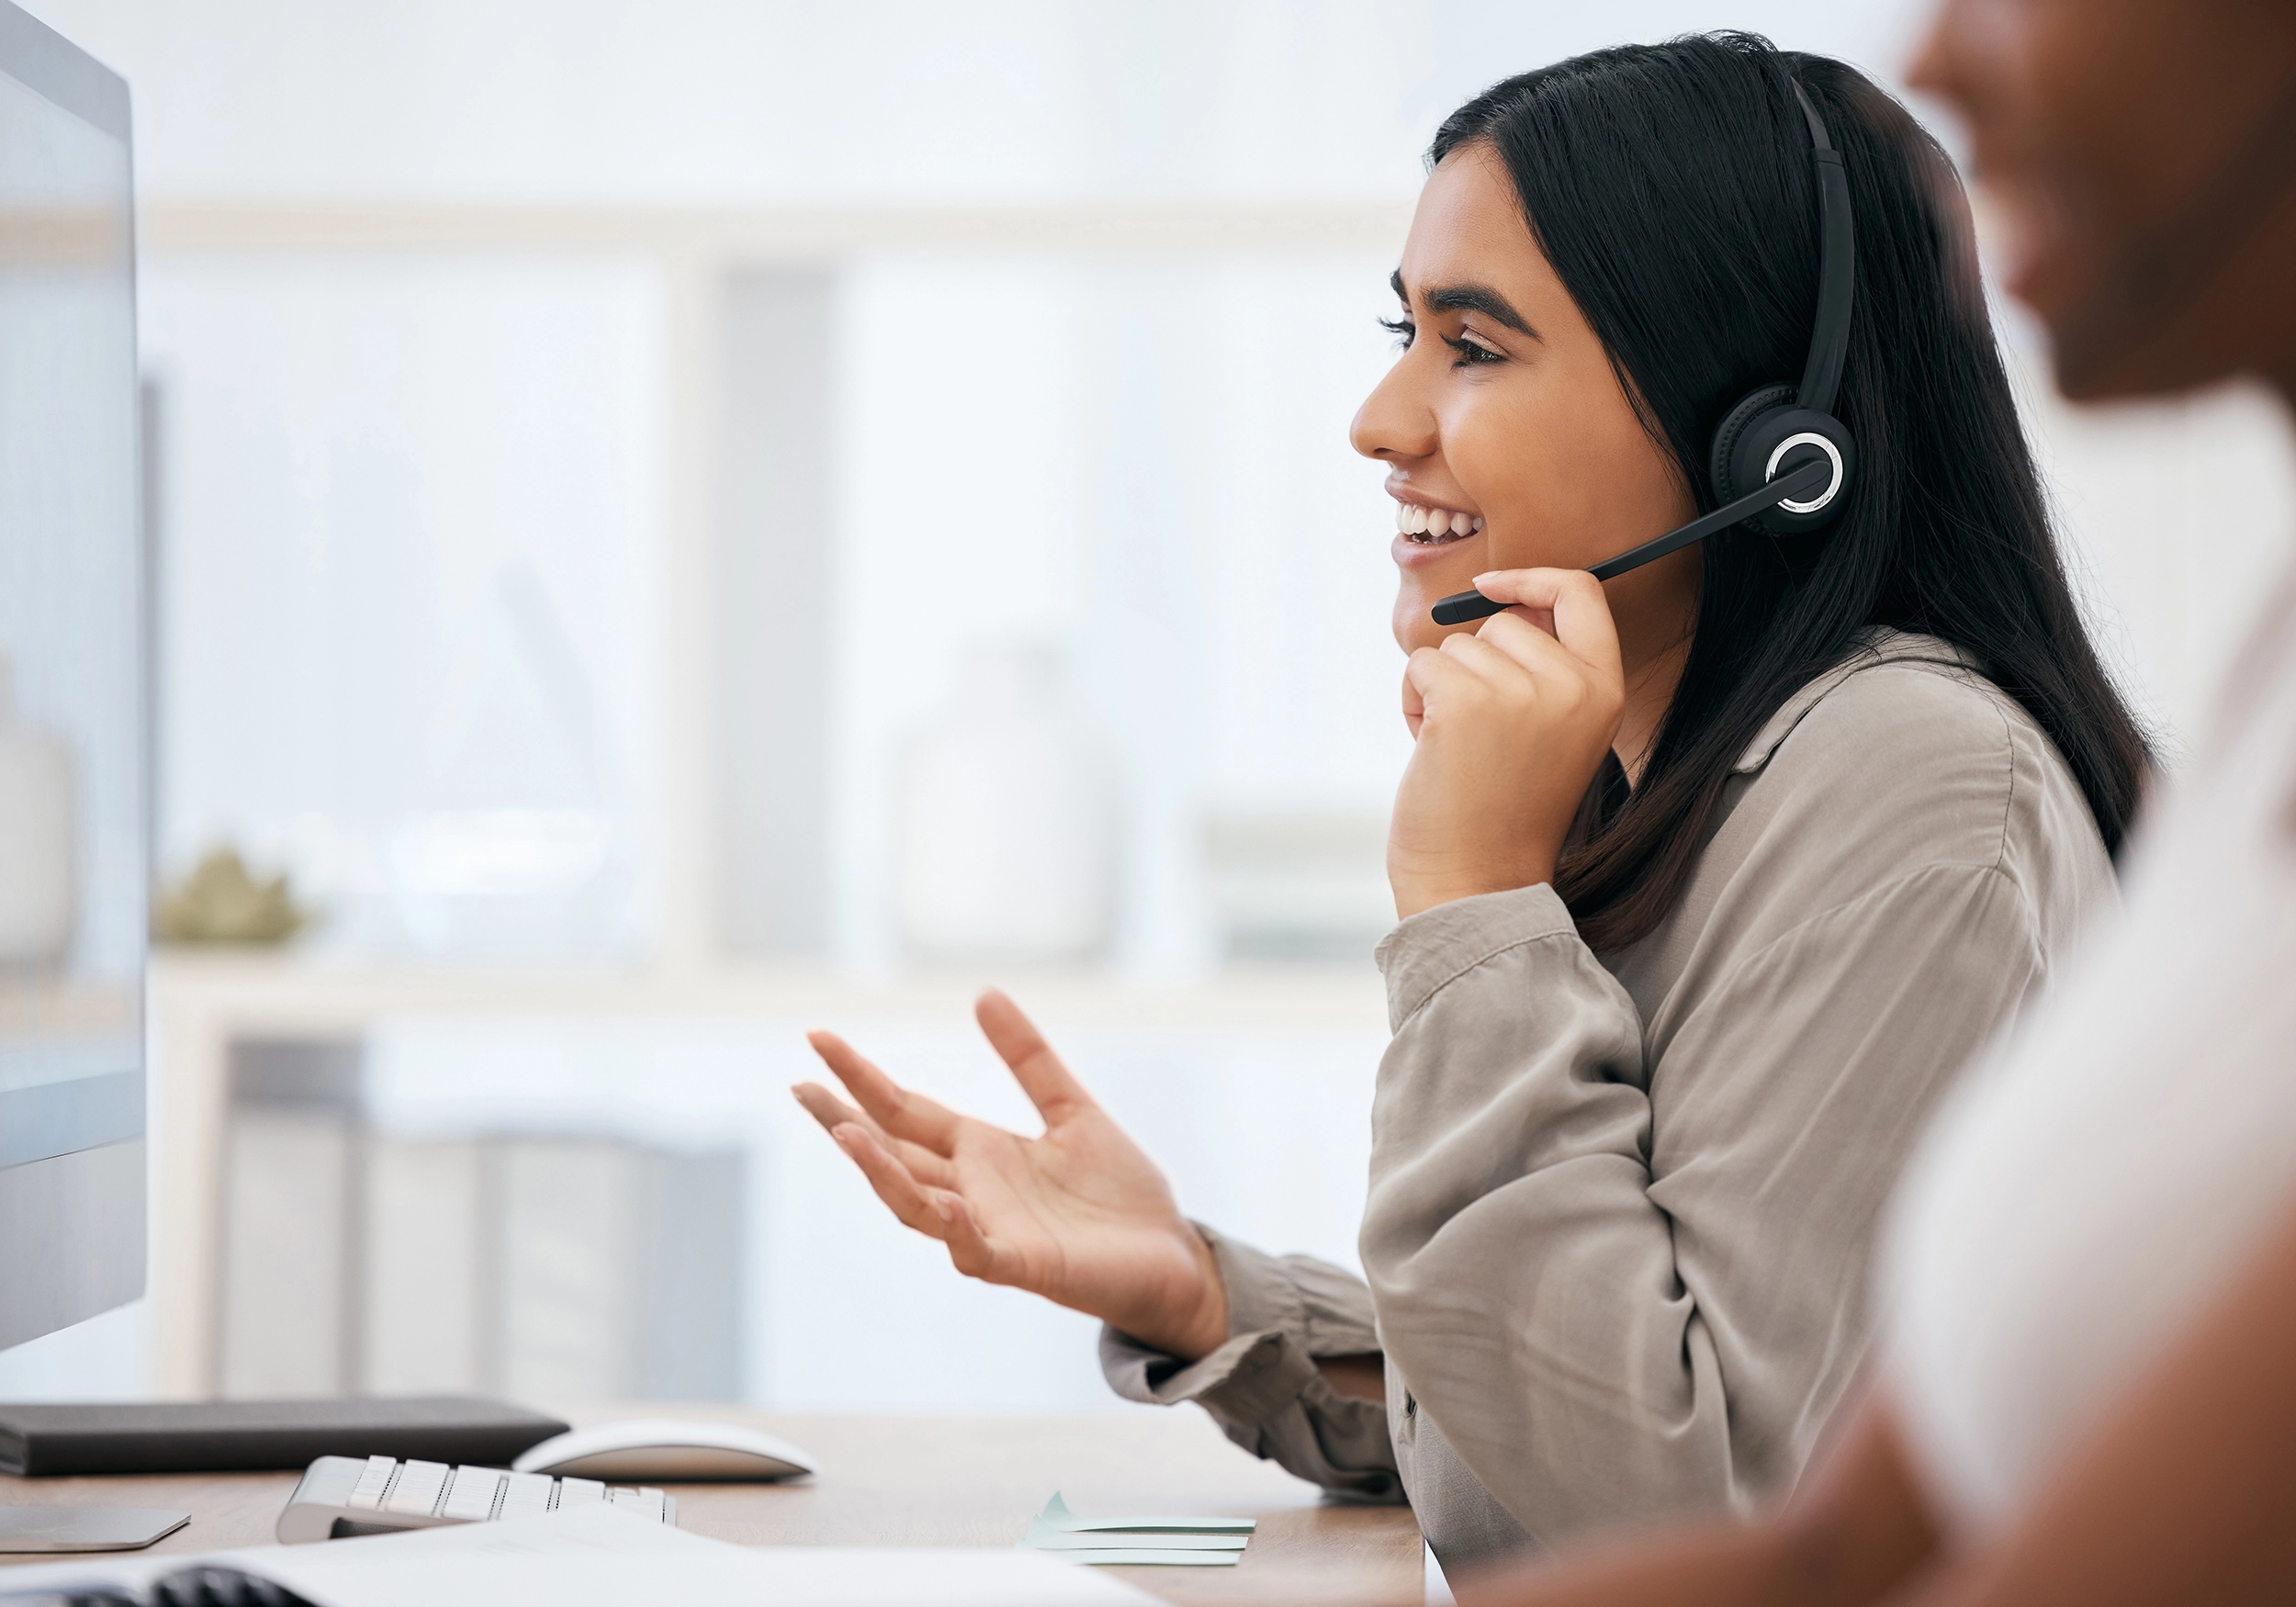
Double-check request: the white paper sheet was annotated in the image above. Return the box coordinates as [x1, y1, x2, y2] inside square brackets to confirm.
[0, 1504, 1162, 1607]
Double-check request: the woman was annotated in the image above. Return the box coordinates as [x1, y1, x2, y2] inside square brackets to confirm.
[1435, 1, 2296, 1602]
[794, 35, 2145, 1568]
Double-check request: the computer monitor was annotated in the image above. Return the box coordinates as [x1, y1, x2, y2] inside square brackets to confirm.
[0, 1, 145, 1356]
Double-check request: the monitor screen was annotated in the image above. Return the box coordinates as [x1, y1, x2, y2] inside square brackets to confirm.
[0, 0, 142, 1350]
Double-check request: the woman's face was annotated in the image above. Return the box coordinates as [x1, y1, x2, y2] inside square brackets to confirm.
[1910, 0, 2296, 400]
[1354, 142, 1701, 660]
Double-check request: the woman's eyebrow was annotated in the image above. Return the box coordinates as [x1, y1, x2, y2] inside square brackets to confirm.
[1389, 268, 1539, 340]
[1426, 284, 1539, 338]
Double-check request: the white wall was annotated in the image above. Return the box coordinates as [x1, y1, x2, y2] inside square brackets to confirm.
[141, 258, 666, 955]
[22, 0, 1944, 208]
[28, 0, 1424, 204]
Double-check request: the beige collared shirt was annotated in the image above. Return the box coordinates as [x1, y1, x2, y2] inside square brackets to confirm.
[1103, 631, 2118, 1570]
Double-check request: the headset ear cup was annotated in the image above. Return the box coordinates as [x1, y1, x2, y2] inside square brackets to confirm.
[1707, 383, 1795, 506]
[1729, 406, 1855, 535]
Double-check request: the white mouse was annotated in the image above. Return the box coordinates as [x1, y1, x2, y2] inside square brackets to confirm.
[512, 1419, 816, 1482]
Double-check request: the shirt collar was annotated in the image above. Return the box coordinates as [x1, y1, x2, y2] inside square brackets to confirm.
[1731, 629, 1985, 776]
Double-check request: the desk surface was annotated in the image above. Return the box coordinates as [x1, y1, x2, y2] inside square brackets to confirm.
[0, 1408, 1426, 1605]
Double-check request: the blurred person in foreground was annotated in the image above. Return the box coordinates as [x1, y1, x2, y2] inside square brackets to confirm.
[1444, 0, 2296, 1601]
[791, 30, 2148, 1574]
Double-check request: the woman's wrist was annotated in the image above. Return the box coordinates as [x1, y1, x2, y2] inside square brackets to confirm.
[1147, 1224, 1232, 1362]
[1390, 858, 1558, 920]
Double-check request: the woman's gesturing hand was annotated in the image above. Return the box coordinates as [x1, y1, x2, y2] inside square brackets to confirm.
[1388, 568, 1626, 919]
[793, 989, 1231, 1361]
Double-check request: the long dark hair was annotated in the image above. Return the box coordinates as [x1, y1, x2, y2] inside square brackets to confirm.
[1431, 34, 2150, 952]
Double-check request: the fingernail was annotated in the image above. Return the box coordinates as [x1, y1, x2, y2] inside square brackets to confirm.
[933, 1196, 957, 1224]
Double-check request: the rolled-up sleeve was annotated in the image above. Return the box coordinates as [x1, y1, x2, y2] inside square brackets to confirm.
[1362, 867, 2044, 1544]
[1100, 1225, 1405, 1501]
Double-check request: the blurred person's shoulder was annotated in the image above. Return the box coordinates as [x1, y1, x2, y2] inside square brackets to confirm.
[2186, 556, 2296, 765]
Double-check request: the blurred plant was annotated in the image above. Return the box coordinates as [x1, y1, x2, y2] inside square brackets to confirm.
[153, 847, 309, 946]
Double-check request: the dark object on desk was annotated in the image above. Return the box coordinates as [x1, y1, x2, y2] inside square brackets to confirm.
[0, 1398, 568, 1478]
[151, 1567, 316, 1607]
[0, 1564, 318, 1607]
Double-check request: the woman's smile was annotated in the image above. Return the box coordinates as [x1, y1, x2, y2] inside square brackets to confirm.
[1390, 494, 1487, 572]
[1394, 500, 1485, 544]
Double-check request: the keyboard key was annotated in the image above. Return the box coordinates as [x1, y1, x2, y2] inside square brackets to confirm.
[606, 1486, 667, 1523]
[440, 1467, 503, 1523]
[554, 1477, 605, 1509]
[497, 1471, 555, 1522]
[384, 1459, 450, 1517]
[345, 1455, 397, 1511]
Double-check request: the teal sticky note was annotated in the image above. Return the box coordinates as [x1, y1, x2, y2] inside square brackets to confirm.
[1037, 1491, 1257, 1535]
[1024, 1518, 1247, 1553]
[1038, 1548, 1242, 1568]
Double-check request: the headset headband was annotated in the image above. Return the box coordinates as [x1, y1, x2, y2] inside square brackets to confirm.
[1792, 79, 1856, 415]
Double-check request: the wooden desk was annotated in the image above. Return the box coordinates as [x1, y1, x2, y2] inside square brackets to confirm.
[0, 1409, 1426, 1605]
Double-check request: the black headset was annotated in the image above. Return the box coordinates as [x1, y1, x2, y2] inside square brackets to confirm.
[1433, 78, 1858, 627]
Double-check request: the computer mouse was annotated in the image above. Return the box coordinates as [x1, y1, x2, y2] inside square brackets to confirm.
[511, 1420, 816, 1482]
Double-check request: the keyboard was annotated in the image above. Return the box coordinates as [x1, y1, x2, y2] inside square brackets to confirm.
[275, 1454, 675, 1544]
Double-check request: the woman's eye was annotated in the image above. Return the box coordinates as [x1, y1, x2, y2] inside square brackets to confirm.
[1379, 316, 1414, 350]
[1443, 333, 1503, 365]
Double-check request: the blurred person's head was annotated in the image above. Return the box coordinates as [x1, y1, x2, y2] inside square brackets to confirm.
[1355, 33, 2148, 950]
[1910, 0, 2296, 403]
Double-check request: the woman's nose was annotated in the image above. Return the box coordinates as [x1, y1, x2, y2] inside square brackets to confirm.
[1350, 352, 1437, 464]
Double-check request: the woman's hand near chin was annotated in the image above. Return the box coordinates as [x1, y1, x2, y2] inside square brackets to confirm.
[1389, 568, 1626, 919]
[793, 988, 1230, 1361]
